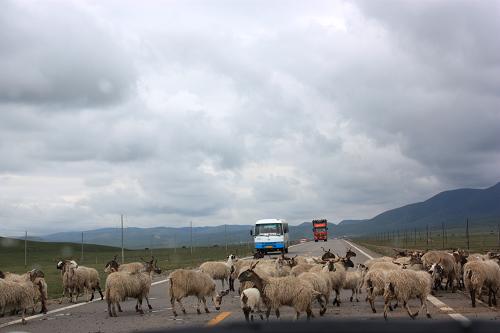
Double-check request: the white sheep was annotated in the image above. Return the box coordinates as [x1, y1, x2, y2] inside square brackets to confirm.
[343, 263, 368, 302]
[2, 270, 48, 314]
[105, 271, 152, 317]
[364, 256, 394, 268]
[383, 269, 432, 320]
[298, 271, 330, 316]
[238, 262, 319, 320]
[423, 251, 457, 291]
[168, 269, 229, 316]
[463, 259, 500, 307]
[199, 257, 236, 290]
[0, 272, 43, 324]
[240, 288, 264, 322]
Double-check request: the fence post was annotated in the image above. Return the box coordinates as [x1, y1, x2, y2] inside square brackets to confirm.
[466, 218, 470, 251]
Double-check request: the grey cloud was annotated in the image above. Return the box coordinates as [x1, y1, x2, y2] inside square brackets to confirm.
[0, 1, 136, 107]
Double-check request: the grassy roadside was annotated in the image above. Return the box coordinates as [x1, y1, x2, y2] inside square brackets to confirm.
[0, 237, 253, 299]
[354, 229, 500, 257]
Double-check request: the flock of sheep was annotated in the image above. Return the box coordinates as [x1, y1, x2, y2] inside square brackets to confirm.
[1, 246, 500, 325]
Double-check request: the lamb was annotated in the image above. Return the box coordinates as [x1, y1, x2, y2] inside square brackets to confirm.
[343, 264, 368, 302]
[240, 288, 264, 322]
[383, 269, 432, 320]
[0, 271, 45, 324]
[2, 270, 48, 314]
[364, 268, 390, 313]
[105, 271, 153, 317]
[238, 262, 319, 320]
[463, 259, 500, 307]
[327, 259, 347, 306]
[199, 256, 236, 291]
[168, 269, 229, 316]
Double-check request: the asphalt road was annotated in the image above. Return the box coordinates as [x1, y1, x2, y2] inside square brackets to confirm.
[1, 239, 499, 332]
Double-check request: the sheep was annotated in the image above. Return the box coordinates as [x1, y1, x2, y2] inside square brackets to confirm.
[383, 269, 432, 320]
[293, 256, 321, 265]
[56, 260, 104, 303]
[369, 262, 401, 271]
[238, 262, 319, 320]
[364, 256, 394, 268]
[463, 259, 500, 307]
[0, 271, 45, 324]
[364, 268, 390, 313]
[117, 257, 161, 274]
[298, 271, 330, 316]
[106, 271, 153, 317]
[291, 264, 314, 277]
[327, 259, 347, 306]
[2, 270, 47, 314]
[168, 269, 229, 316]
[422, 251, 457, 292]
[199, 257, 236, 291]
[240, 288, 264, 322]
[343, 264, 368, 302]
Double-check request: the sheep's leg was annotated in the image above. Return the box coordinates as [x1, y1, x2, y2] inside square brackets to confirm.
[243, 307, 250, 322]
[294, 311, 299, 321]
[137, 297, 144, 314]
[221, 279, 225, 289]
[145, 295, 153, 310]
[404, 301, 417, 319]
[307, 306, 313, 320]
[117, 302, 123, 312]
[470, 288, 476, 307]
[112, 303, 118, 317]
[368, 295, 377, 313]
[97, 284, 104, 300]
[177, 298, 187, 314]
[202, 296, 210, 313]
[107, 300, 113, 317]
[171, 296, 178, 316]
[383, 301, 390, 320]
[196, 297, 202, 314]
[275, 308, 280, 319]
[419, 296, 431, 318]
[350, 289, 355, 302]
[89, 288, 95, 302]
[265, 307, 271, 320]
[21, 308, 26, 325]
[319, 295, 327, 316]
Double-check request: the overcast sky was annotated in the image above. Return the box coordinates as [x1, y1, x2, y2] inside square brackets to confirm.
[1, 0, 499, 235]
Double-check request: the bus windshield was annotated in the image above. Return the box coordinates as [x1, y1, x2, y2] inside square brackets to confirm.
[314, 227, 326, 232]
[255, 223, 282, 236]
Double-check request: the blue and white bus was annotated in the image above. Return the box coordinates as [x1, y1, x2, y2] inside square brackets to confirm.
[250, 219, 290, 254]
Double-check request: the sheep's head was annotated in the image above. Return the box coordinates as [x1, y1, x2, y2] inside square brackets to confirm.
[346, 248, 357, 259]
[341, 257, 354, 268]
[253, 252, 264, 259]
[0, 271, 4, 279]
[321, 247, 337, 261]
[213, 289, 230, 310]
[409, 254, 423, 265]
[105, 256, 120, 273]
[144, 257, 162, 274]
[392, 248, 408, 258]
[56, 260, 64, 270]
[238, 262, 260, 283]
[227, 254, 237, 261]
[323, 260, 337, 272]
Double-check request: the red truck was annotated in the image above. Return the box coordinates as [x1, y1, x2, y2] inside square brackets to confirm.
[312, 219, 328, 242]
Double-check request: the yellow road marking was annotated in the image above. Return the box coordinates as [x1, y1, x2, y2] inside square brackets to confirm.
[206, 311, 231, 326]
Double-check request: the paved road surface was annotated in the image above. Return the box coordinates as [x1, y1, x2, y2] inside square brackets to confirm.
[1, 239, 499, 332]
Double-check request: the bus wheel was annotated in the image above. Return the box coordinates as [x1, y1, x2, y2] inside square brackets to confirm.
[285, 248, 288, 254]
[324, 239, 327, 242]
[315, 240, 318, 242]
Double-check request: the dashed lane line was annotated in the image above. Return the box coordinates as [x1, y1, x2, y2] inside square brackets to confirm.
[343, 239, 470, 324]
[206, 311, 232, 326]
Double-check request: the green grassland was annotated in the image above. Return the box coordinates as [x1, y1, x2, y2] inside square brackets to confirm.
[0, 236, 253, 299]
[355, 227, 500, 257]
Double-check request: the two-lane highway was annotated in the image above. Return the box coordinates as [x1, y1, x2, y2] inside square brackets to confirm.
[1, 239, 498, 332]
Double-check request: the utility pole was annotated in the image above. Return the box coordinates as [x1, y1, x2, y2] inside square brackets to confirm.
[466, 218, 470, 251]
[121, 214, 124, 263]
[190, 221, 193, 255]
[414, 228, 416, 246]
[225, 224, 228, 253]
[81, 232, 84, 262]
[442, 223, 445, 250]
[497, 223, 500, 249]
[426, 224, 429, 249]
[24, 230, 27, 268]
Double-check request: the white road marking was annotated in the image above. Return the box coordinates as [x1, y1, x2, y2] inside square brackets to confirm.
[0, 278, 171, 329]
[343, 239, 470, 324]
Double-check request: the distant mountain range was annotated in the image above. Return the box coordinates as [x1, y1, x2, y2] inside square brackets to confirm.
[332, 182, 500, 236]
[37, 182, 500, 248]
